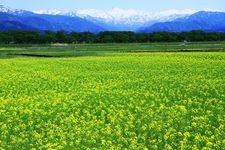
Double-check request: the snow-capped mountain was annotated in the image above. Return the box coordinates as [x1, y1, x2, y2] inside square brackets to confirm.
[0, 5, 32, 16]
[1, 5, 196, 31]
[0, 5, 20, 13]
[1, 5, 225, 33]
[140, 11, 225, 32]
[0, 5, 104, 32]
[34, 8, 194, 24]
[33, 8, 196, 31]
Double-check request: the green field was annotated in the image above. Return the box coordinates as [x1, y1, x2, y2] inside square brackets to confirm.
[1, 42, 225, 57]
[0, 43, 225, 149]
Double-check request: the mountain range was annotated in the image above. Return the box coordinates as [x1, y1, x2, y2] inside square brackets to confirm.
[1, 5, 225, 33]
[0, 5, 104, 33]
[140, 11, 225, 32]
[33, 8, 195, 31]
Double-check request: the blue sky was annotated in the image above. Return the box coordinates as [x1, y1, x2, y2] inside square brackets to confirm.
[1, 0, 225, 11]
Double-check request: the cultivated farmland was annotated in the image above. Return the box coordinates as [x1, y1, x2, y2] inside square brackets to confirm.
[0, 51, 225, 149]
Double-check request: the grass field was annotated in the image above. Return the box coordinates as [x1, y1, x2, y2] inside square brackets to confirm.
[0, 50, 225, 149]
[1, 42, 225, 57]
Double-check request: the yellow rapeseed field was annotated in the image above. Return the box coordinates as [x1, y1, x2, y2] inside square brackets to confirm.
[0, 53, 225, 149]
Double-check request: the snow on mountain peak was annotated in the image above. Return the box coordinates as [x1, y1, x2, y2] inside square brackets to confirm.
[0, 5, 28, 15]
[0, 5, 15, 13]
[33, 9, 63, 15]
[0, 5, 197, 31]
[33, 8, 196, 25]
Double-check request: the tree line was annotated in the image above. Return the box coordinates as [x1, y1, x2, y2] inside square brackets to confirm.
[1, 30, 225, 44]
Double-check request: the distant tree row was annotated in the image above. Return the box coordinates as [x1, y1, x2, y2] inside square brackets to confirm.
[1, 30, 225, 44]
